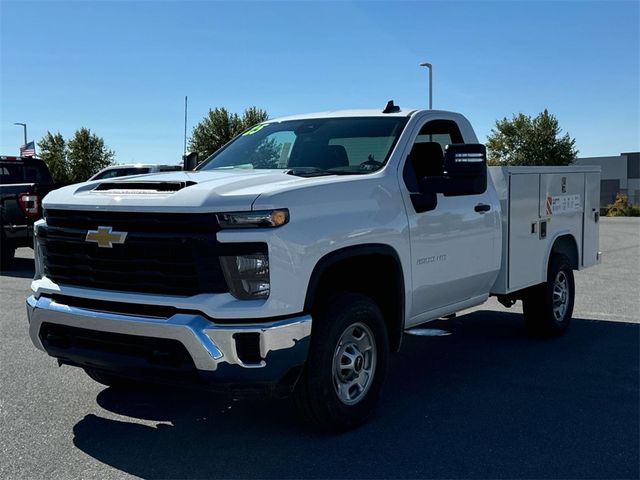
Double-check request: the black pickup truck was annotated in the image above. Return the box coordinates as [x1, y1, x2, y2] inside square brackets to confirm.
[0, 156, 59, 268]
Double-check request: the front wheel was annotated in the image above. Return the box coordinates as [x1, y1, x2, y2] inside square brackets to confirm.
[294, 293, 389, 431]
[522, 254, 575, 336]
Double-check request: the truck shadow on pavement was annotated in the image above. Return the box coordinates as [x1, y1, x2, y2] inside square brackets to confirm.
[72, 311, 639, 479]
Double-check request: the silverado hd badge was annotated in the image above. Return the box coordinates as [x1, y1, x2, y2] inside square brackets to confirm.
[85, 226, 127, 248]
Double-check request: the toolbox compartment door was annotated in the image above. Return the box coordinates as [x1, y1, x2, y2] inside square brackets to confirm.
[538, 173, 585, 219]
[508, 174, 547, 290]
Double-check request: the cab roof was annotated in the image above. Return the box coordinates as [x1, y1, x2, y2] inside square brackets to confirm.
[269, 108, 457, 123]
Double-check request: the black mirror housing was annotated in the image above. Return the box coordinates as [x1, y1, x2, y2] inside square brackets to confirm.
[444, 143, 486, 178]
[420, 144, 487, 196]
[183, 151, 199, 171]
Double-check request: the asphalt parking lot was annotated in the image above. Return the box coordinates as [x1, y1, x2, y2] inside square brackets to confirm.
[1, 217, 638, 479]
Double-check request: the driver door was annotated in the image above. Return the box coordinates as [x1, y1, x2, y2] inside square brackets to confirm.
[402, 118, 499, 325]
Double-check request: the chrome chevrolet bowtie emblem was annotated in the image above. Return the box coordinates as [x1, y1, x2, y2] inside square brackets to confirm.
[85, 226, 127, 248]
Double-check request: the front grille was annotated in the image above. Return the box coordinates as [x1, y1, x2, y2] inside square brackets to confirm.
[39, 209, 265, 296]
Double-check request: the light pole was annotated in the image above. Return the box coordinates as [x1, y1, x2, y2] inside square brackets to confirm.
[183, 96, 188, 155]
[419, 62, 433, 109]
[14, 122, 27, 145]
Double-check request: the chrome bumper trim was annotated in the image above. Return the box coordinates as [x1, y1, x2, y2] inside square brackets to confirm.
[26, 295, 311, 372]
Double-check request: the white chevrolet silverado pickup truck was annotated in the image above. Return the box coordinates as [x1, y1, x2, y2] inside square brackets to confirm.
[26, 104, 601, 430]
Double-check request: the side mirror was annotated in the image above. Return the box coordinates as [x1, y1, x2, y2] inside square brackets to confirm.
[444, 143, 486, 179]
[420, 143, 487, 196]
[183, 151, 199, 171]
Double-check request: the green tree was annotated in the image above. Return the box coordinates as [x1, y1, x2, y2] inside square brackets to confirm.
[241, 106, 270, 130]
[38, 132, 70, 183]
[37, 128, 115, 183]
[188, 106, 269, 160]
[67, 128, 115, 182]
[486, 109, 578, 166]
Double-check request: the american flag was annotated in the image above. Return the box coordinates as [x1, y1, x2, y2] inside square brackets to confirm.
[20, 141, 36, 157]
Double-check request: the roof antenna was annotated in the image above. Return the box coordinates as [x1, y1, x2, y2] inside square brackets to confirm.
[382, 100, 400, 114]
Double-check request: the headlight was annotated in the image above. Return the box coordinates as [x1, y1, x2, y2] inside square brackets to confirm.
[220, 253, 270, 299]
[217, 209, 289, 229]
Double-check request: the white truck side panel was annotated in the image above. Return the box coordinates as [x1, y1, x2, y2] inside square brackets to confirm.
[583, 172, 601, 267]
[508, 174, 549, 290]
[489, 166, 600, 295]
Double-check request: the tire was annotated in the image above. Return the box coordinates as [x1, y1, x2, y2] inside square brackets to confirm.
[84, 368, 141, 389]
[294, 292, 389, 432]
[522, 254, 575, 337]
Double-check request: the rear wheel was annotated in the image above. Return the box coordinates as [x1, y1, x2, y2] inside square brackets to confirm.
[522, 254, 575, 336]
[294, 293, 389, 431]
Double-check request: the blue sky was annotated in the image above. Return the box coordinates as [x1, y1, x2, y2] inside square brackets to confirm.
[1, 1, 638, 164]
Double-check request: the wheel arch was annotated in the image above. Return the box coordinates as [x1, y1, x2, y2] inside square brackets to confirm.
[304, 244, 405, 352]
[546, 233, 579, 275]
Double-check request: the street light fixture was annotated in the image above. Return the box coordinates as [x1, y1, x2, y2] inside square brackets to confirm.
[419, 62, 433, 109]
[14, 122, 27, 145]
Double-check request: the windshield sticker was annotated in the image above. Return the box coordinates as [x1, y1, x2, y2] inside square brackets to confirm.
[242, 124, 267, 136]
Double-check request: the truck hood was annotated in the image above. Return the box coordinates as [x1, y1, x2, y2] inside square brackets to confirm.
[42, 169, 316, 212]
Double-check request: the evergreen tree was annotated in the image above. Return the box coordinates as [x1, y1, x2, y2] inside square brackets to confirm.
[38, 132, 70, 183]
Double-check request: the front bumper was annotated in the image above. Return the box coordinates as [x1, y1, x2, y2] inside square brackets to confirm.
[26, 295, 312, 396]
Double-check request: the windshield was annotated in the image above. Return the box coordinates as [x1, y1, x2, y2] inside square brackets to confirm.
[197, 117, 408, 174]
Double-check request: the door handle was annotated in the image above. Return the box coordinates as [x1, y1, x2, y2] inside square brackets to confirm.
[474, 203, 491, 213]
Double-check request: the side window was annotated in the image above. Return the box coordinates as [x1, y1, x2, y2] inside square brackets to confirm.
[403, 119, 464, 193]
[95, 169, 120, 180]
[35, 163, 53, 183]
[121, 168, 151, 176]
[0, 165, 22, 183]
[24, 167, 39, 183]
[95, 168, 150, 180]
[0, 162, 52, 184]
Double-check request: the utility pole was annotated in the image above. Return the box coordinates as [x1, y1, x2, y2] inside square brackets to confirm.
[419, 63, 433, 109]
[14, 122, 27, 145]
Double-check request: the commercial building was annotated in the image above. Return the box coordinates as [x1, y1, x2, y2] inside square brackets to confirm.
[575, 152, 640, 207]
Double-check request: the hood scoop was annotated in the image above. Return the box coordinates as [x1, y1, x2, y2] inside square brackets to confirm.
[93, 181, 197, 194]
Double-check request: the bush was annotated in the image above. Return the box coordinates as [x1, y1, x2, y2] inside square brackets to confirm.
[605, 193, 640, 217]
